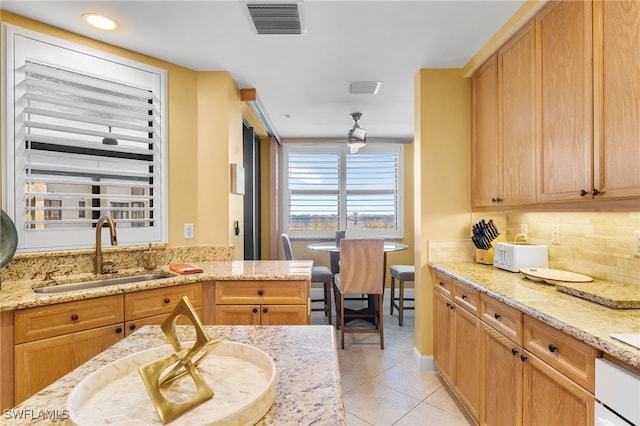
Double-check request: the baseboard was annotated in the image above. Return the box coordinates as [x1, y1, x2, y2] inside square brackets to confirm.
[413, 347, 435, 372]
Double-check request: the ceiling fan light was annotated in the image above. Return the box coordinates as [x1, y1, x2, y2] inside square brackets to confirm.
[347, 139, 366, 149]
[350, 127, 366, 141]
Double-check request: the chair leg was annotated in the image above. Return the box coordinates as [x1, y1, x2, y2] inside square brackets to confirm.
[390, 276, 396, 315]
[378, 293, 384, 350]
[325, 281, 332, 325]
[340, 294, 345, 349]
[398, 280, 404, 326]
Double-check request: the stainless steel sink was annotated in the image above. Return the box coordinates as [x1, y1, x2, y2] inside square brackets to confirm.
[33, 273, 174, 294]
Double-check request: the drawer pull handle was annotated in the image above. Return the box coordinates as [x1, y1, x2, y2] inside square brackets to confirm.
[71, 314, 79, 321]
[461, 294, 467, 300]
[439, 281, 445, 286]
[115, 327, 123, 334]
[257, 290, 264, 296]
[263, 308, 268, 314]
[129, 324, 136, 331]
[494, 313, 501, 320]
[164, 298, 171, 304]
[252, 308, 258, 314]
[520, 354, 528, 362]
[548, 343, 558, 353]
[511, 348, 518, 356]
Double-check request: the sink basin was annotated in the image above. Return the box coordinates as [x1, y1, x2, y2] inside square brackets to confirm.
[33, 273, 174, 294]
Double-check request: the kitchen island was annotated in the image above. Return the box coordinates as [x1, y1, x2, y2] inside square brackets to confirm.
[4, 324, 346, 425]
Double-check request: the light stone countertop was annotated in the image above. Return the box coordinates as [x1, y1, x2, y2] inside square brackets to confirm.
[0, 260, 313, 311]
[6, 325, 346, 425]
[431, 262, 640, 369]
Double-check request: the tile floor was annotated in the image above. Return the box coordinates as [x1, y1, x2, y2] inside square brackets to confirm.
[310, 288, 475, 426]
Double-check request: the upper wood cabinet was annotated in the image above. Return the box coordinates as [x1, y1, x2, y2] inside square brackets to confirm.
[537, 0, 593, 202]
[472, 22, 536, 207]
[593, 0, 640, 199]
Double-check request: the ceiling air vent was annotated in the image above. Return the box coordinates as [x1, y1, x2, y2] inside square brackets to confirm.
[245, 2, 305, 35]
[348, 81, 382, 95]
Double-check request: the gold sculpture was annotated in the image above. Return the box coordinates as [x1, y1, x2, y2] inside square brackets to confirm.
[138, 296, 221, 423]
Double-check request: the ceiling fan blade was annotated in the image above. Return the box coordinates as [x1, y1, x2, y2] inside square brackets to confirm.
[365, 136, 413, 144]
[349, 145, 360, 154]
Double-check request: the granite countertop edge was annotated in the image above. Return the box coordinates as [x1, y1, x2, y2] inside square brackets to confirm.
[0, 260, 313, 312]
[431, 262, 640, 370]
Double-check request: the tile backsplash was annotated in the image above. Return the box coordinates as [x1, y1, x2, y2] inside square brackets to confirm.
[507, 212, 640, 285]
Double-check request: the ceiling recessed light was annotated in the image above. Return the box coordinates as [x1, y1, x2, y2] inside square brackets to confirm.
[82, 13, 119, 31]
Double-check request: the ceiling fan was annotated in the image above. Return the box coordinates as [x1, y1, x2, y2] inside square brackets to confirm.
[338, 112, 412, 153]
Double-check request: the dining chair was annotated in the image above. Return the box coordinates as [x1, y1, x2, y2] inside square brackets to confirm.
[389, 264, 415, 326]
[280, 233, 333, 324]
[333, 238, 385, 349]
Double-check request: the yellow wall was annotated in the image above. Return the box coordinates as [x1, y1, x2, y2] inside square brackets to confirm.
[0, 12, 269, 256]
[414, 69, 471, 360]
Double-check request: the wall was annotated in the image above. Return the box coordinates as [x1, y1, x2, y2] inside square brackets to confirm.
[414, 69, 470, 368]
[0, 12, 269, 258]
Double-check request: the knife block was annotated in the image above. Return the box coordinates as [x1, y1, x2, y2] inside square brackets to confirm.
[475, 234, 506, 265]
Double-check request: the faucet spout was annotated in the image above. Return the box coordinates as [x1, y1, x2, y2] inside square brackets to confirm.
[95, 215, 118, 274]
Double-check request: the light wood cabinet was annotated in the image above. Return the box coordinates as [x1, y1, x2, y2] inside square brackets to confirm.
[14, 296, 125, 403]
[593, 0, 640, 199]
[433, 272, 479, 420]
[479, 293, 598, 426]
[471, 22, 536, 207]
[214, 280, 309, 325]
[537, 0, 594, 203]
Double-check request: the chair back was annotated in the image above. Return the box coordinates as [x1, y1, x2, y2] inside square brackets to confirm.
[339, 238, 384, 295]
[330, 230, 346, 274]
[280, 233, 294, 260]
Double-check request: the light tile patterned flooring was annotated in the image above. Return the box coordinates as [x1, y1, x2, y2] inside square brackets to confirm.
[310, 288, 475, 426]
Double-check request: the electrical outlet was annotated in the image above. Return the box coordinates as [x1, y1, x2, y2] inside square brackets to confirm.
[184, 223, 194, 239]
[551, 225, 560, 245]
[520, 224, 528, 241]
[634, 231, 640, 257]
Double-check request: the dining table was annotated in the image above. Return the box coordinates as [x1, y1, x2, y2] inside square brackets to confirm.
[307, 240, 409, 322]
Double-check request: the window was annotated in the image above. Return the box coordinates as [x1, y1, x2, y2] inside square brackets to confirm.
[282, 143, 404, 239]
[2, 24, 167, 252]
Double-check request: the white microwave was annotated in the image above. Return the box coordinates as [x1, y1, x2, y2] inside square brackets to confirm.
[493, 243, 548, 272]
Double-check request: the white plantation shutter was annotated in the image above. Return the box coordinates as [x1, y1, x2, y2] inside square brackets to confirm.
[3, 24, 167, 252]
[283, 143, 403, 239]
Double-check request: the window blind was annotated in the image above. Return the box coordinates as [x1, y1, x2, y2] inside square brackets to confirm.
[23, 60, 157, 229]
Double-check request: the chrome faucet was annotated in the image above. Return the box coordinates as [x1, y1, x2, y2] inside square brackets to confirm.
[95, 215, 118, 274]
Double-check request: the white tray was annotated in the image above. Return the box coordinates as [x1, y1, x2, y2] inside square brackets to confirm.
[519, 267, 593, 284]
[67, 341, 276, 425]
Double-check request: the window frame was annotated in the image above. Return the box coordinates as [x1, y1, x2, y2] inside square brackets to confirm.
[282, 142, 404, 240]
[2, 23, 168, 253]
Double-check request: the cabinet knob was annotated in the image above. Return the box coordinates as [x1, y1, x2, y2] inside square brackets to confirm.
[548, 343, 558, 353]
[592, 188, 601, 196]
[580, 189, 588, 197]
[70, 314, 79, 321]
[461, 294, 467, 300]
[257, 290, 264, 296]
[129, 324, 136, 331]
[439, 281, 445, 287]
[164, 298, 170, 304]
[252, 308, 258, 314]
[494, 312, 501, 320]
[115, 327, 123, 334]
[263, 308, 268, 314]
[491, 197, 503, 203]
[511, 348, 518, 356]
[520, 354, 528, 362]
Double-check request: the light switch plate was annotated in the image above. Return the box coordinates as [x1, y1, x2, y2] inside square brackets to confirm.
[634, 231, 640, 257]
[184, 223, 194, 239]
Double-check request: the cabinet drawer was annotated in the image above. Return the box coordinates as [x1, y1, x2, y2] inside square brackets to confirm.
[124, 284, 201, 321]
[433, 271, 453, 298]
[524, 315, 599, 392]
[453, 279, 479, 316]
[480, 294, 523, 345]
[215, 281, 307, 305]
[15, 295, 124, 343]
[125, 307, 203, 336]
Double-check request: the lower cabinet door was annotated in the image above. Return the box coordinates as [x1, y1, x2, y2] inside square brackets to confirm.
[481, 323, 523, 426]
[14, 324, 124, 403]
[523, 352, 594, 426]
[214, 305, 261, 325]
[454, 305, 480, 420]
[260, 305, 308, 325]
[434, 291, 454, 384]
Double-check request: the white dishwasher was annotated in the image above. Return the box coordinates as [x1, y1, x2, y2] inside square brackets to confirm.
[595, 358, 640, 425]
